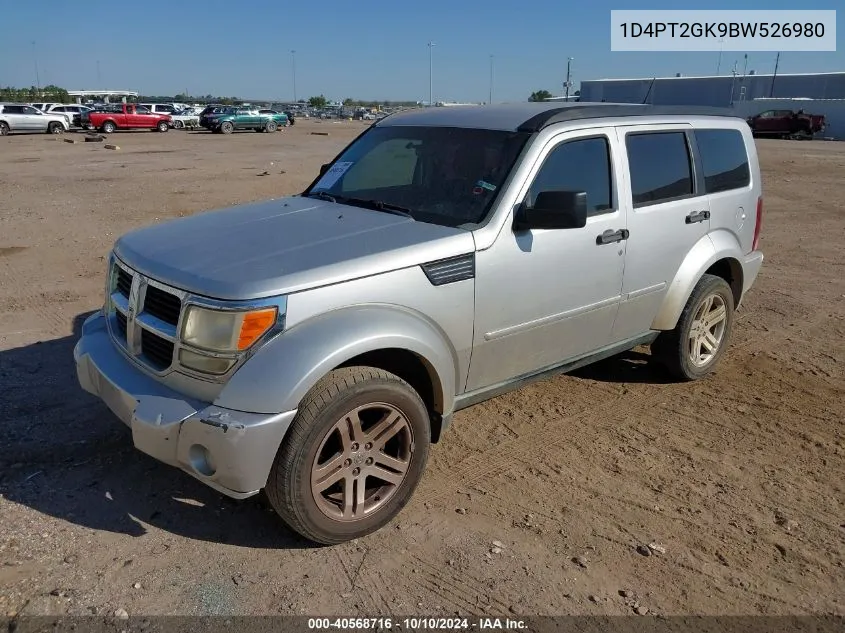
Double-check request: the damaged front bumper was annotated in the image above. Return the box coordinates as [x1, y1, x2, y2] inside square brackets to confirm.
[73, 311, 296, 499]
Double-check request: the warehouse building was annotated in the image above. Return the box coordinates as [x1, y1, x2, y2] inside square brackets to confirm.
[576, 71, 845, 140]
[578, 71, 845, 107]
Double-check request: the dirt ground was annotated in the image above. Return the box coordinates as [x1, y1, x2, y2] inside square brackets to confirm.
[0, 120, 843, 619]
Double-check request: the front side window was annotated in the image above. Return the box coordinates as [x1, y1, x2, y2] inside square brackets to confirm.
[307, 125, 530, 228]
[526, 136, 613, 216]
[626, 131, 693, 207]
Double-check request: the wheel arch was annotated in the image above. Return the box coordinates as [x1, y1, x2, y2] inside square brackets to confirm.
[651, 231, 745, 331]
[213, 305, 457, 442]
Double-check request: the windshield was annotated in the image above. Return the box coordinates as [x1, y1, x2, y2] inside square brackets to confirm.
[305, 125, 530, 228]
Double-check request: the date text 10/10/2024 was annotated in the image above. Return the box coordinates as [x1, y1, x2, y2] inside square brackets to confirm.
[308, 617, 528, 630]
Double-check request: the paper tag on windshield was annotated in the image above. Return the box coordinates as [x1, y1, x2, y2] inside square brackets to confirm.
[315, 161, 354, 189]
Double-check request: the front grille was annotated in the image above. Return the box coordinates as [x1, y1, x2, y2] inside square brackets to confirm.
[116, 267, 132, 297]
[143, 285, 181, 325]
[141, 329, 175, 370]
[115, 311, 127, 340]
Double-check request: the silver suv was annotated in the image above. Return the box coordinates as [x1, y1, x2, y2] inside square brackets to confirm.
[74, 103, 764, 544]
[0, 103, 70, 135]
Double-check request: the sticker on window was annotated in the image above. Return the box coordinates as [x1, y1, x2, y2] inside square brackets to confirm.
[476, 180, 497, 192]
[315, 161, 354, 189]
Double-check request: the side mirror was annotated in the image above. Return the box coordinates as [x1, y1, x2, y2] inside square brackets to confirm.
[319, 163, 330, 176]
[514, 190, 588, 231]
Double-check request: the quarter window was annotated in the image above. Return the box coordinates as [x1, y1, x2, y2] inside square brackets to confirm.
[694, 129, 751, 194]
[527, 136, 613, 216]
[626, 131, 693, 206]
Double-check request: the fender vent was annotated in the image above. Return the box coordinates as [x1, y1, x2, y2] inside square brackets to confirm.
[421, 254, 475, 286]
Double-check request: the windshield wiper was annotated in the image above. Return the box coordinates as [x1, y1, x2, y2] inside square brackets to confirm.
[305, 191, 337, 203]
[341, 197, 415, 219]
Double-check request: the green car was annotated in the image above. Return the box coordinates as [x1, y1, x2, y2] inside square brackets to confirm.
[206, 106, 289, 134]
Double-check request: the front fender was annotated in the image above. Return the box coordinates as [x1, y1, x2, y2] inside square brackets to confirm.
[651, 231, 744, 331]
[213, 304, 458, 416]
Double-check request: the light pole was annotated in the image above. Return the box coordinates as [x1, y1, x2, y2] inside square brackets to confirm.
[716, 38, 725, 75]
[96, 60, 101, 85]
[489, 55, 494, 104]
[31, 41, 41, 96]
[564, 57, 573, 100]
[770, 51, 781, 98]
[427, 41, 435, 106]
[291, 50, 297, 102]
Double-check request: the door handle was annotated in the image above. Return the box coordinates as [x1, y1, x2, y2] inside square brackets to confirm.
[686, 210, 711, 224]
[596, 229, 629, 245]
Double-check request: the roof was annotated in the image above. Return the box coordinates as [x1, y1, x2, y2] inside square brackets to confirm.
[376, 102, 743, 132]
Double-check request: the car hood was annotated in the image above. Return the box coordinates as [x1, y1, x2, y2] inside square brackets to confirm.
[113, 196, 475, 300]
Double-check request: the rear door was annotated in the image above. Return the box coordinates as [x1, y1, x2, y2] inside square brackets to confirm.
[611, 124, 710, 341]
[691, 124, 756, 254]
[2, 105, 27, 130]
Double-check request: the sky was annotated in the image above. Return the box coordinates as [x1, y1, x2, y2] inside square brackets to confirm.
[0, 0, 841, 103]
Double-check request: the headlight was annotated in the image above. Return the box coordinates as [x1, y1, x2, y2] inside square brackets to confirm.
[181, 305, 278, 352]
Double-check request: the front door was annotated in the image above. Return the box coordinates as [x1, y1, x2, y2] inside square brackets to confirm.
[21, 105, 45, 130]
[467, 128, 628, 392]
[610, 125, 711, 341]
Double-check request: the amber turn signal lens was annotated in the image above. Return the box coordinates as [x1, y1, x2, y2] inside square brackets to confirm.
[237, 308, 277, 350]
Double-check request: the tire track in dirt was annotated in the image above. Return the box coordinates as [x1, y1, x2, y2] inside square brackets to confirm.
[0, 256, 73, 337]
[333, 547, 389, 614]
[404, 552, 513, 615]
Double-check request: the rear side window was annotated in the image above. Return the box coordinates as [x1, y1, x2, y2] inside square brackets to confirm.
[694, 129, 750, 194]
[626, 131, 693, 207]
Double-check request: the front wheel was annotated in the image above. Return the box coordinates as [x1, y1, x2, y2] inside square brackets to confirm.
[174, 120, 184, 129]
[265, 120, 278, 133]
[0, 122, 9, 136]
[652, 274, 735, 381]
[265, 367, 431, 545]
[48, 122, 64, 134]
[220, 121, 234, 134]
[157, 121, 169, 132]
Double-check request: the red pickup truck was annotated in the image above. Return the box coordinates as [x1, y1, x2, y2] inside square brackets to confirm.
[746, 108, 826, 139]
[82, 104, 171, 133]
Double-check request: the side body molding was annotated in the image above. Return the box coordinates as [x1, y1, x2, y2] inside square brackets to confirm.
[651, 231, 745, 331]
[213, 304, 458, 417]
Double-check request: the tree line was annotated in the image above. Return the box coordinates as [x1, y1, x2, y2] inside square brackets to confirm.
[1, 85, 70, 102]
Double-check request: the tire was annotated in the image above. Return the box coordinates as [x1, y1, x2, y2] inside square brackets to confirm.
[157, 121, 169, 132]
[265, 121, 278, 133]
[651, 274, 735, 381]
[0, 122, 8, 136]
[48, 122, 64, 134]
[266, 366, 431, 545]
[174, 120, 184, 129]
[101, 121, 116, 134]
[220, 121, 234, 134]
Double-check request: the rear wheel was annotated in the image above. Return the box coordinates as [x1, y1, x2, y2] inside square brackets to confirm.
[220, 121, 234, 134]
[101, 121, 116, 134]
[265, 367, 431, 545]
[652, 274, 735, 381]
[0, 122, 9, 136]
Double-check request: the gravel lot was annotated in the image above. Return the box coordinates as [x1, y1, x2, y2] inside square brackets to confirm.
[1, 122, 843, 618]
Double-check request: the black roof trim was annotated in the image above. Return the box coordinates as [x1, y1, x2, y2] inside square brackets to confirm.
[517, 105, 745, 133]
